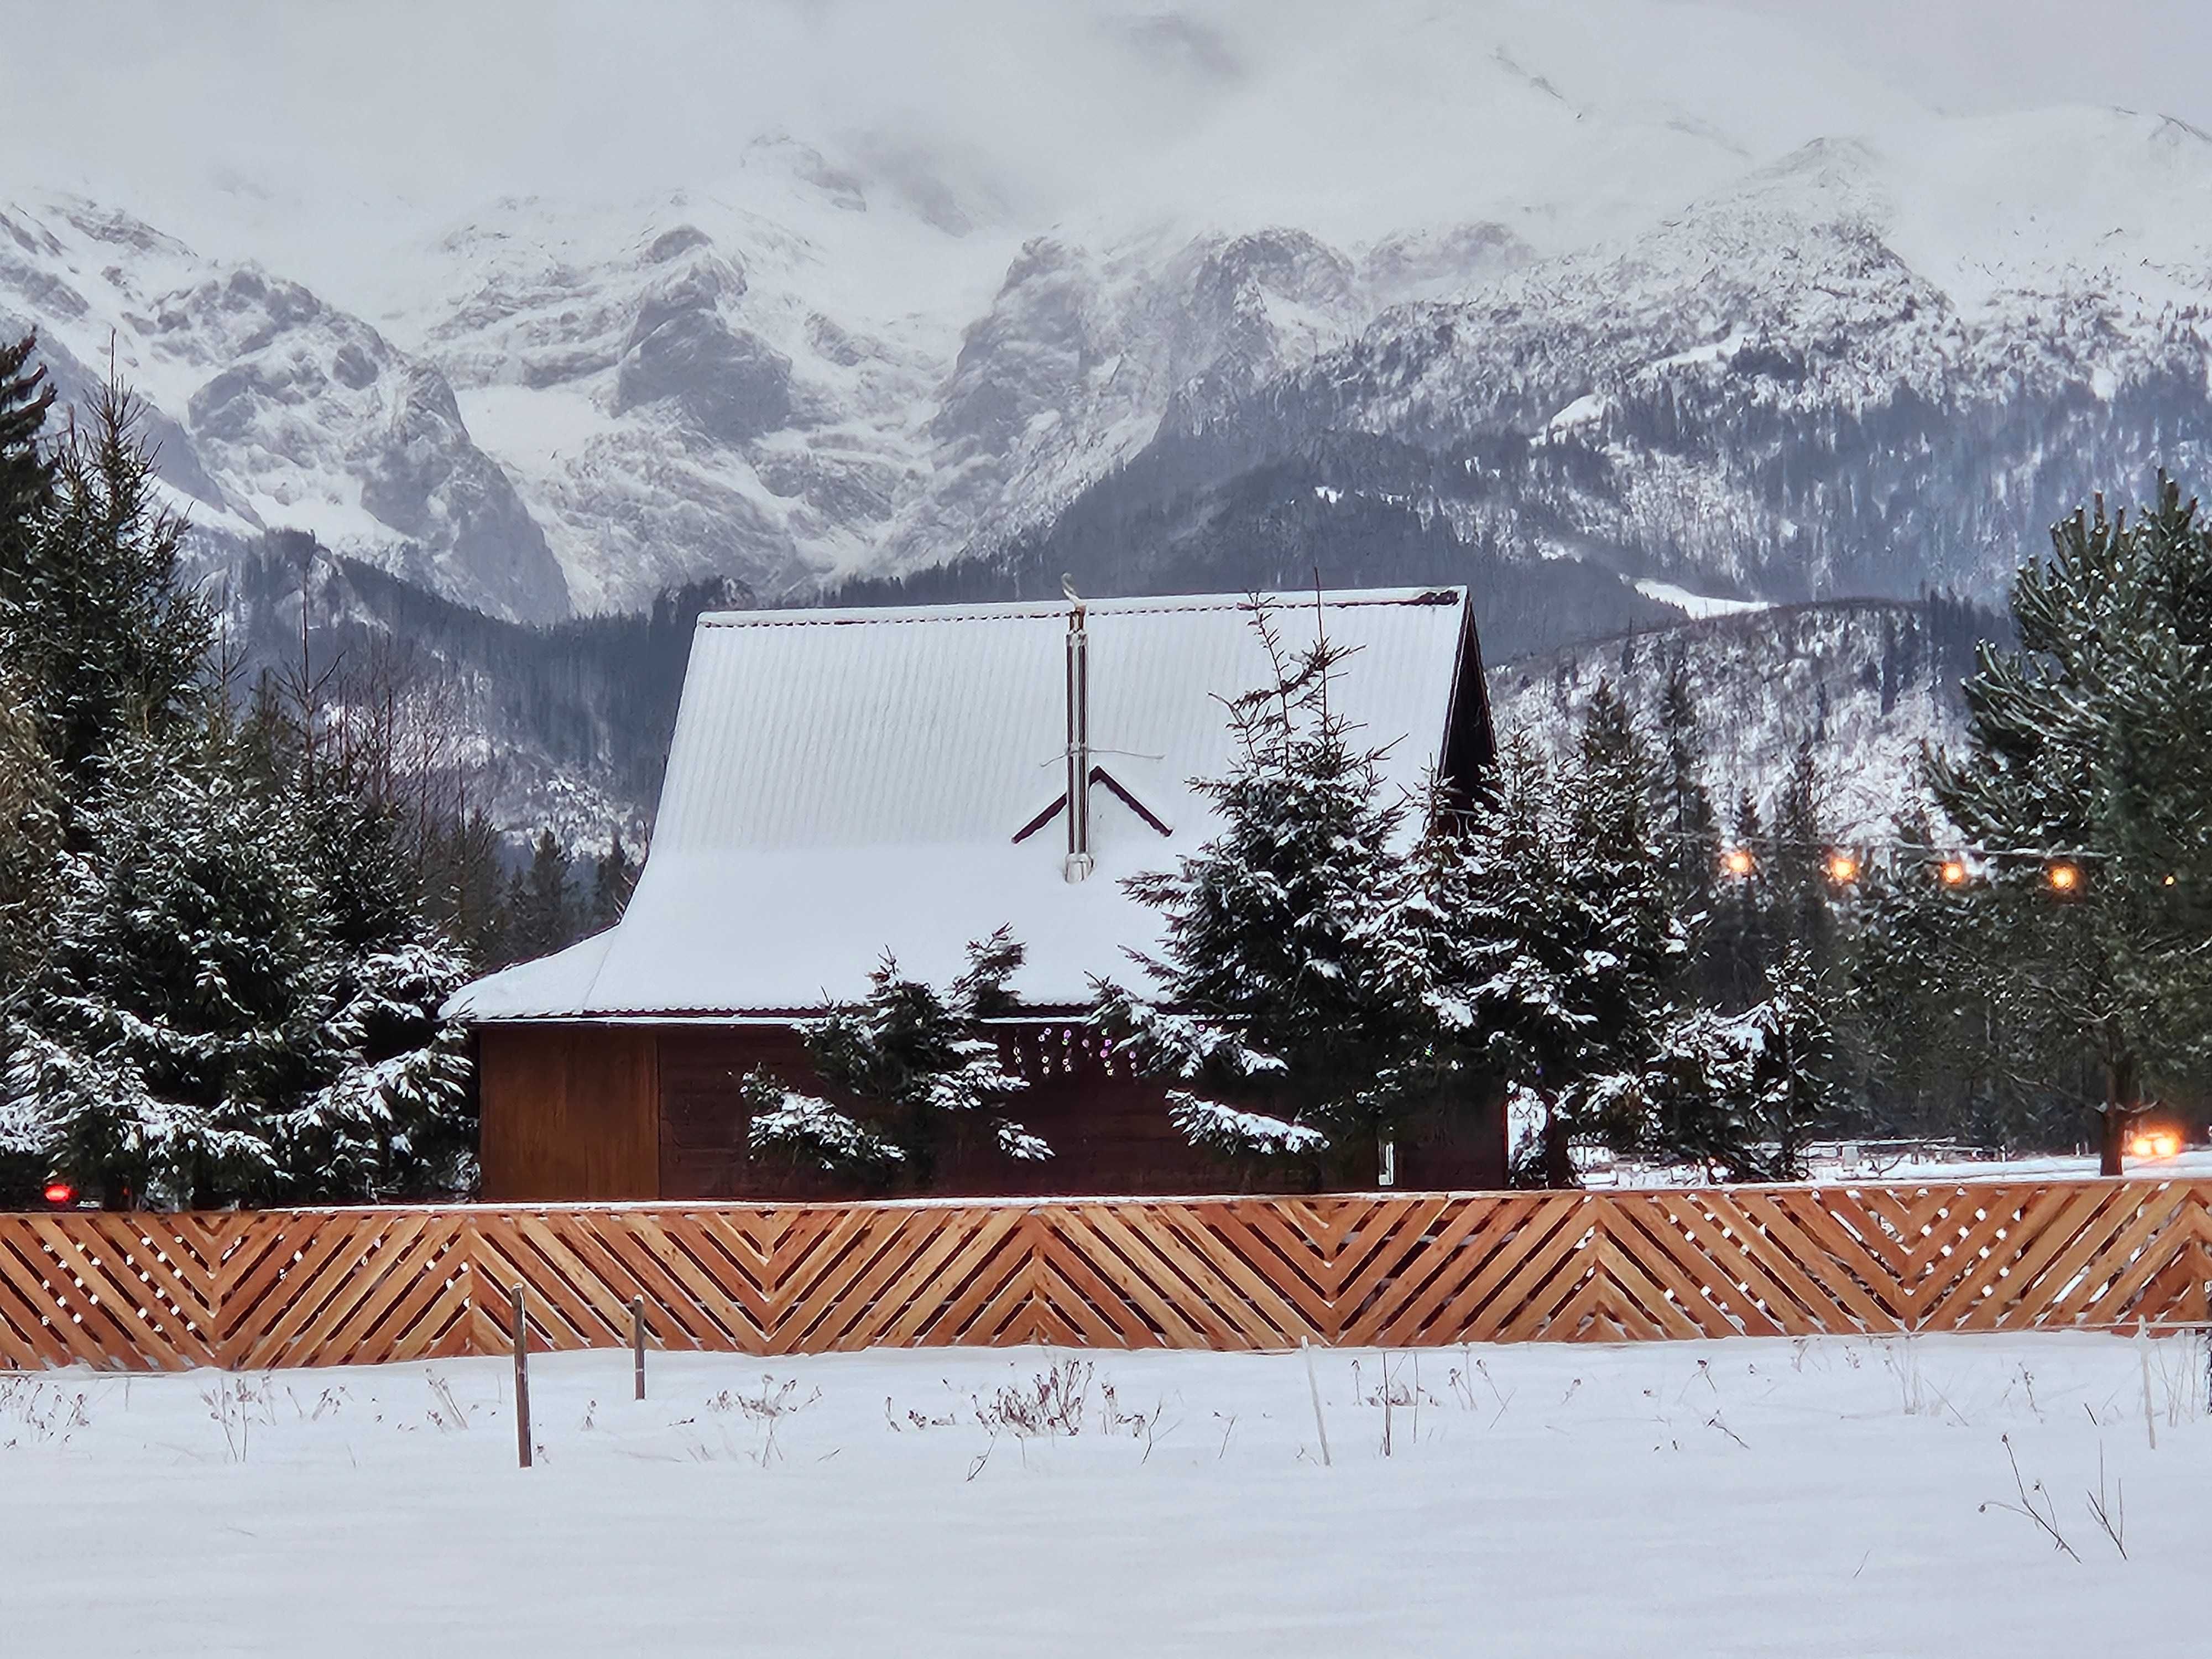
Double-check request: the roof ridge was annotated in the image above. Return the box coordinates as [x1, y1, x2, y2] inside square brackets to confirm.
[699, 587, 1464, 629]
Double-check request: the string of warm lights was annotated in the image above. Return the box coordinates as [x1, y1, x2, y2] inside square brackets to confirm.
[1695, 834, 2110, 893]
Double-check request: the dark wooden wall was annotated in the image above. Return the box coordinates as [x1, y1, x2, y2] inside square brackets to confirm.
[658, 1021, 1504, 1199]
[479, 1021, 1505, 1201]
[478, 1025, 659, 1201]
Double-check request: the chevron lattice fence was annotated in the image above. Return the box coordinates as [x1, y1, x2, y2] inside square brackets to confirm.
[2, 1179, 2207, 1370]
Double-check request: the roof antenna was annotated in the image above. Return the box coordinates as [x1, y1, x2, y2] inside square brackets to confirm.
[1062, 574, 1093, 883]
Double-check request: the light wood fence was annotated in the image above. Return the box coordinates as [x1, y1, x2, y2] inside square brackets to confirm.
[2, 1180, 2207, 1371]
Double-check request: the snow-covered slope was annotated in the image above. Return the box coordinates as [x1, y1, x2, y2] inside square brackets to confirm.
[1486, 600, 1983, 838]
[7, 1, 2210, 627]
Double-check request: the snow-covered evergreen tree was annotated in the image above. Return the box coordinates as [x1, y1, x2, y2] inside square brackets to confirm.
[0, 727, 477, 1205]
[743, 928, 1045, 1191]
[1644, 944, 1835, 1180]
[1431, 709, 1687, 1187]
[1928, 474, 2212, 1171]
[0, 745, 321, 1204]
[1098, 602, 1446, 1185]
[0, 349, 476, 1206]
[1656, 655, 1720, 914]
[0, 371, 211, 792]
[1850, 817, 2078, 1149]
[279, 940, 476, 1199]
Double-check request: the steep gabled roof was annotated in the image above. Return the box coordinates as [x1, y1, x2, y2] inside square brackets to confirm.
[451, 587, 1488, 1020]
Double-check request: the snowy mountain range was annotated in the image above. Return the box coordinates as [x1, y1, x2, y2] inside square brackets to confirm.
[5, 0, 2208, 829]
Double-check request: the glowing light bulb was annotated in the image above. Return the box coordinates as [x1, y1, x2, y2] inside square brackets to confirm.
[1825, 852, 1860, 886]
[2047, 862, 2081, 894]
[1721, 847, 1755, 878]
[1938, 859, 1969, 887]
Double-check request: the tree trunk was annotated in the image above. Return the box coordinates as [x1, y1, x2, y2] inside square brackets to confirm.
[1541, 1114, 1578, 1190]
[2100, 1051, 2141, 1178]
[2099, 1105, 2128, 1178]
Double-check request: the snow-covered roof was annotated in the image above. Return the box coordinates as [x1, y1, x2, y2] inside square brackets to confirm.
[450, 588, 1486, 1020]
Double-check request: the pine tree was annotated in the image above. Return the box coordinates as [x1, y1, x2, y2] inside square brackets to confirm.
[743, 928, 1044, 1191]
[1098, 603, 1442, 1186]
[1850, 820, 2078, 1149]
[1928, 476, 2212, 1171]
[1767, 739, 1839, 971]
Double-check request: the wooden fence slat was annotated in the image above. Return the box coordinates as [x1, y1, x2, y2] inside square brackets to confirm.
[1345, 1195, 1507, 1347]
[2, 1178, 2207, 1370]
[1420, 1193, 1591, 1343]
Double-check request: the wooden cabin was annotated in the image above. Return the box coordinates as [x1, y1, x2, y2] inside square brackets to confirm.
[448, 588, 1503, 1199]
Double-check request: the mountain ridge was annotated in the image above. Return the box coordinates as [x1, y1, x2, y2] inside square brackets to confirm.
[7, 6, 2210, 633]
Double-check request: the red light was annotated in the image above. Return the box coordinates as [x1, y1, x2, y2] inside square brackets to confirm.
[42, 1181, 75, 1207]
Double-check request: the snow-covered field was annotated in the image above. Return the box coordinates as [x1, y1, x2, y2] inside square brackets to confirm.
[3, 1332, 2206, 1655]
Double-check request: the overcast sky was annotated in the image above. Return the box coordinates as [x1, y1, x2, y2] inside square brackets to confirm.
[1720, 0, 2212, 129]
[5, 0, 2206, 239]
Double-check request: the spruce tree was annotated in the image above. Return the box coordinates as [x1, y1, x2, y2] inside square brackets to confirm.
[0, 334, 55, 541]
[507, 829, 576, 961]
[1767, 740, 1839, 972]
[1850, 821, 2076, 1149]
[1928, 476, 2212, 1171]
[1645, 944, 1835, 1180]
[0, 371, 211, 792]
[0, 350, 474, 1206]
[1098, 603, 1441, 1186]
[0, 336, 64, 1017]
[1704, 789, 1772, 1011]
[423, 806, 508, 967]
[1432, 706, 1685, 1188]
[590, 830, 640, 931]
[1656, 656, 1720, 912]
[743, 929, 1044, 1191]
[0, 744, 320, 1204]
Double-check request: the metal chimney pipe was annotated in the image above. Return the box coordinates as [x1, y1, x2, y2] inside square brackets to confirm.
[1063, 589, 1093, 883]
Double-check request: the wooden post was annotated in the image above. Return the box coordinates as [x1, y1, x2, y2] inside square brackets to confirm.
[511, 1284, 532, 1469]
[2140, 1329, 2158, 1451]
[1302, 1338, 1332, 1468]
[631, 1295, 646, 1401]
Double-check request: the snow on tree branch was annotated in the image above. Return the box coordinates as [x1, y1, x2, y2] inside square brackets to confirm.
[744, 1086, 906, 1173]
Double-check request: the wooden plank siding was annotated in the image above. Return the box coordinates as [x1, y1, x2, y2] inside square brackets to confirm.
[2, 1181, 2206, 1371]
[487, 1020, 1509, 1202]
[478, 1025, 659, 1202]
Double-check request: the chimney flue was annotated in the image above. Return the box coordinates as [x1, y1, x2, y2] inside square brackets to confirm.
[1063, 581, 1092, 883]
